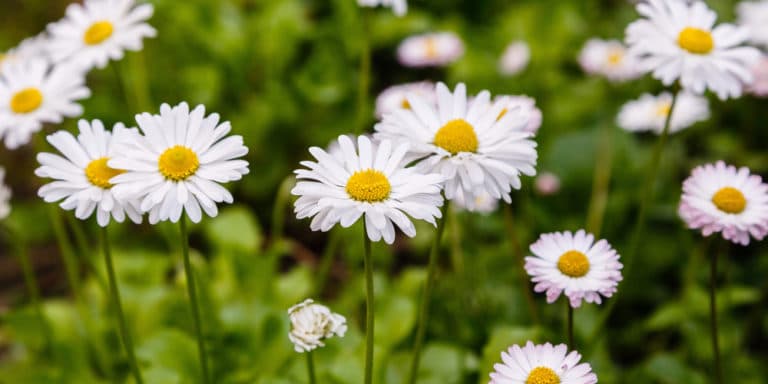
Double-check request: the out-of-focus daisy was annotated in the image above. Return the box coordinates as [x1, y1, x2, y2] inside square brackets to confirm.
[489, 341, 598, 384]
[578, 38, 642, 82]
[0, 59, 90, 149]
[492, 95, 542, 134]
[374, 82, 538, 207]
[47, 0, 156, 70]
[737, 1, 768, 48]
[292, 135, 444, 244]
[357, 0, 407, 16]
[0, 167, 11, 220]
[375, 81, 435, 118]
[626, 0, 761, 99]
[110, 102, 249, 224]
[453, 190, 498, 214]
[679, 161, 768, 246]
[525, 229, 623, 308]
[747, 55, 768, 97]
[288, 299, 347, 353]
[498, 40, 530, 76]
[535, 172, 561, 196]
[397, 32, 464, 68]
[617, 91, 710, 134]
[35, 120, 142, 227]
[0, 33, 50, 70]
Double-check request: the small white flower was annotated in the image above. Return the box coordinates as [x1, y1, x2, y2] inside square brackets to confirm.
[498, 40, 530, 76]
[374, 82, 538, 207]
[288, 299, 347, 353]
[453, 190, 498, 214]
[0, 168, 11, 220]
[357, 0, 407, 16]
[492, 95, 542, 134]
[737, 1, 768, 48]
[489, 341, 598, 384]
[747, 55, 768, 97]
[292, 135, 444, 244]
[617, 91, 710, 134]
[47, 0, 156, 70]
[578, 38, 642, 82]
[535, 172, 561, 196]
[626, 0, 761, 99]
[375, 81, 435, 119]
[1, 33, 51, 70]
[397, 32, 464, 68]
[679, 161, 768, 246]
[0, 59, 90, 149]
[35, 120, 142, 227]
[110, 102, 250, 224]
[525, 229, 623, 308]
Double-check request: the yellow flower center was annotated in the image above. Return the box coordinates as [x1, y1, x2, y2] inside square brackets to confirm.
[677, 27, 714, 55]
[84, 21, 114, 45]
[711, 186, 746, 214]
[10, 87, 43, 114]
[526, 366, 560, 384]
[346, 169, 391, 202]
[85, 157, 124, 189]
[607, 50, 623, 66]
[557, 250, 590, 278]
[425, 37, 438, 59]
[158, 146, 200, 181]
[433, 119, 479, 154]
[655, 102, 672, 117]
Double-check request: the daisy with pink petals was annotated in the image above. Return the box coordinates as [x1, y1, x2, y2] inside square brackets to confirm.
[489, 341, 597, 384]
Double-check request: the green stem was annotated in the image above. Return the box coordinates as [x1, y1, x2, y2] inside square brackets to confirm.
[355, 8, 371, 134]
[112, 60, 135, 113]
[502, 203, 539, 325]
[447, 205, 464, 276]
[710, 240, 723, 384]
[585, 119, 615, 237]
[48, 206, 81, 300]
[271, 175, 294, 245]
[66, 214, 109, 293]
[567, 303, 574, 349]
[306, 351, 317, 384]
[407, 203, 449, 384]
[180, 218, 211, 384]
[315, 229, 341, 297]
[101, 226, 143, 384]
[362, 223, 374, 384]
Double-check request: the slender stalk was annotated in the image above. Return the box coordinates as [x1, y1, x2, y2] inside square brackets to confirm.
[180, 218, 211, 384]
[66, 214, 109, 293]
[502, 203, 539, 325]
[306, 351, 317, 384]
[407, 203, 449, 384]
[355, 8, 371, 134]
[447, 205, 464, 276]
[314, 229, 341, 296]
[112, 60, 135, 113]
[710, 240, 723, 384]
[271, 175, 294, 245]
[48, 206, 81, 300]
[101, 226, 143, 384]
[567, 303, 574, 349]
[585, 119, 615, 236]
[362, 223, 374, 384]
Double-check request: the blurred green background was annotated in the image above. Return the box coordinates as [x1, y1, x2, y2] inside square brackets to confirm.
[1, 0, 768, 383]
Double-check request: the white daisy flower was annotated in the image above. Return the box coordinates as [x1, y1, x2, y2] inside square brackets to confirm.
[291, 135, 444, 244]
[578, 38, 642, 82]
[498, 40, 530, 76]
[47, 0, 156, 70]
[374, 82, 538, 207]
[625, 0, 761, 99]
[525, 230, 623, 308]
[35, 120, 142, 227]
[357, 0, 407, 16]
[0, 59, 90, 149]
[747, 55, 768, 97]
[375, 81, 435, 119]
[1, 33, 51, 70]
[489, 341, 598, 384]
[737, 1, 768, 48]
[492, 95, 542, 135]
[109, 102, 250, 224]
[679, 161, 768, 246]
[397, 32, 464, 68]
[453, 190, 498, 214]
[288, 299, 347, 353]
[617, 91, 710, 134]
[0, 167, 11, 220]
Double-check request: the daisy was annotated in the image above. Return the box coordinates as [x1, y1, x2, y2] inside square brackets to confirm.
[375, 81, 435, 118]
[747, 55, 768, 97]
[35, 119, 142, 227]
[625, 0, 761, 99]
[578, 38, 642, 82]
[489, 341, 598, 384]
[679, 161, 768, 245]
[737, 0, 768, 48]
[292, 135, 444, 244]
[357, 0, 407, 16]
[0, 167, 11, 220]
[47, 0, 156, 70]
[498, 40, 530, 76]
[0, 33, 51, 70]
[288, 299, 347, 353]
[397, 32, 464, 68]
[617, 91, 710, 134]
[109, 102, 250, 224]
[0, 59, 90, 149]
[453, 190, 498, 214]
[492, 95, 542, 134]
[374, 82, 538, 207]
[525, 230, 623, 308]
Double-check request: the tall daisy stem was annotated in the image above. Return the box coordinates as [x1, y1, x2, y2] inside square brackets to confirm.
[566, 304, 575, 349]
[180, 218, 211, 384]
[408, 203, 449, 384]
[502, 203, 539, 325]
[306, 351, 317, 384]
[101, 226, 143, 384]
[362, 223, 374, 384]
[585, 119, 615, 236]
[355, 8, 371, 134]
[710, 240, 723, 384]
